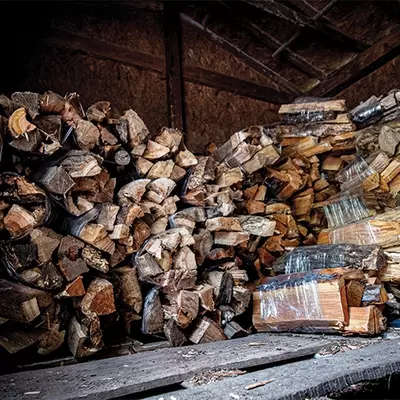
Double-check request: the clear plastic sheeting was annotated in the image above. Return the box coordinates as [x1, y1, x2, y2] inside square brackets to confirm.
[281, 110, 336, 125]
[351, 103, 383, 125]
[336, 156, 375, 191]
[259, 281, 323, 321]
[272, 244, 385, 275]
[323, 195, 370, 228]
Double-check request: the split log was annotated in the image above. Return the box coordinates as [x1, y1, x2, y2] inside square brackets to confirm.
[224, 321, 248, 339]
[189, 317, 227, 344]
[343, 306, 386, 335]
[164, 319, 186, 347]
[0, 280, 51, 323]
[80, 278, 116, 316]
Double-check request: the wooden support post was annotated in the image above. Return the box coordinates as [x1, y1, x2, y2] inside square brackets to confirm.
[164, 2, 185, 131]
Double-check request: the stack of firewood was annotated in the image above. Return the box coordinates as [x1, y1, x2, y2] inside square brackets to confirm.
[2, 89, 400, 362]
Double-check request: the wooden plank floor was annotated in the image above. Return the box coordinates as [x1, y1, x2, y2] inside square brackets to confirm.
[0, 333, 329, 400]
[144, 338, 400, 400]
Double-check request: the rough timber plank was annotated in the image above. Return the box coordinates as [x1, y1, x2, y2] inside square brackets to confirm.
[0, 334, 329, 400]
[145, 339, 400, 400]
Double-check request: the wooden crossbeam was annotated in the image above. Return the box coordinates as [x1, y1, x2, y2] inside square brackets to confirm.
[247, 0, 368, 52]
[218, 1, 326, 80]
[180, 13, 303, 96]
[164, 2, 186, 131]
[310, 28, 400, 96]
[42, 27, 294, 104]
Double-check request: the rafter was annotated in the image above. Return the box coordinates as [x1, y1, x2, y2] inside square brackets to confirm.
[246, 0, 368, 52]
[310, 28, 400, 96]
[42, 27, 294, 104]
[218, 1, 326, 80]
[180, 13, 303, 96]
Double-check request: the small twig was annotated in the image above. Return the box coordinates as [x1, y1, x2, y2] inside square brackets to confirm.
[245, 378, 275, 390]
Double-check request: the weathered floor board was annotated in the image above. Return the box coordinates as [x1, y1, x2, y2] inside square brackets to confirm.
[0, 334, 329, 400]
[144, 339, 400, 400]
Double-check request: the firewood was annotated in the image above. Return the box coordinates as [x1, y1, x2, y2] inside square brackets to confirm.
[131, 143, 147, 157]
[97, 203, 120, 232]
[40, 166, 75, 195]
[155, 128, 182, 153]
[146, 160, 175, 179]
[0, 279, 51, 323]
[37, 327, 66, 356]
[175, 149, 198, 168]
[109, 224, 130, 240]
[82, 246, 109, 273]
[56, 277, 86, 298]
[81, 278, 116, 316]
[142, 288, 164, 335]
[242, 145, 280, 174]
[86, 101, 110, 123]
[170, 164, 187, 181]
[135, 253, 163, 282]
[174, 246, 197, 273]
[207, 271, 233, 306]
[245, 200, 265, 215]
[207, 247, 235, 261]
[8, 107, 36, 138]
[212, 130, 249, 162]
[224, 321, 248, 339]
[61, 151, 102, 178]
[362, 284, 389, 306]
[272, 244, 385, 274]
[164, 319, 186, 347]
[135, 157, 153, 176]
[143, 140, 170, 160]
[346, 281, 365, 307]
[4, 205, 36, 238]
[79, 223, 115, 255]
[117, 179, 150, 205]
[74, 120, 100, 150]
[232, 286, 251, 316]
[343, 306, 386, 335]
[279, 100, 347, 114]
[292, 192, 314, 216]
[59, 256, 88, 282]
[322, 155, 344, 171]
[381, 158, 400, 183]
[214, 232, 250, 246]
[67, 315, 101, 358]
[206, 217, 242, 232]
[30, 228, 61, 265]
[196, 284, 215, 311]
[117, 109, 149, 149]
[146, 178, 176, 204]
[112, 266, 142, 314]
[277, 123, 354, 138]
[175, 290, 199, 328]
[238, 216, 276, 237]
[216, 167, 243, 187]
[193, 229, 214, 265]
[253, 273, 348, 333]
[0, 326, 49, 355]
[189, 317, 226, 344]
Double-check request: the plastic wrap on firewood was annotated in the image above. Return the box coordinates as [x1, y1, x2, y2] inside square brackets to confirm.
[272, 244, 386, 274]
[253, 271, 348, 333]
[336, 156, 375, 192]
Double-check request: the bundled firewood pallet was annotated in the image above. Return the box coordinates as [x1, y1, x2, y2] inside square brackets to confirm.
[0, 89, 399, 364]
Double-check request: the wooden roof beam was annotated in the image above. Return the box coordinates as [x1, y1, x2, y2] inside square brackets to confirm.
[218, 1, 327, 80]
[310, 28, 400, 96]
[180, 13, 303, 96]
[42, 28, 294, 104]
[246, 0, 368, 52]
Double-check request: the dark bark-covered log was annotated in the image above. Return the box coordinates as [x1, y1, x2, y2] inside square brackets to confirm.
[142, 288, 164, 335]
[272, 244, 386, 274]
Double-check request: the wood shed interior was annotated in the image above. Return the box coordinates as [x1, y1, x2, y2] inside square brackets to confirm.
[2, 0, 400, 153]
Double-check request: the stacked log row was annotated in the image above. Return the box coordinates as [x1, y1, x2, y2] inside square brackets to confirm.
[1, 89, 399, 362]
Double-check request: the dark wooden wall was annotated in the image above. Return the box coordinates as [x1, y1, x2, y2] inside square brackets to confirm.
[0, 2, 278, 153]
